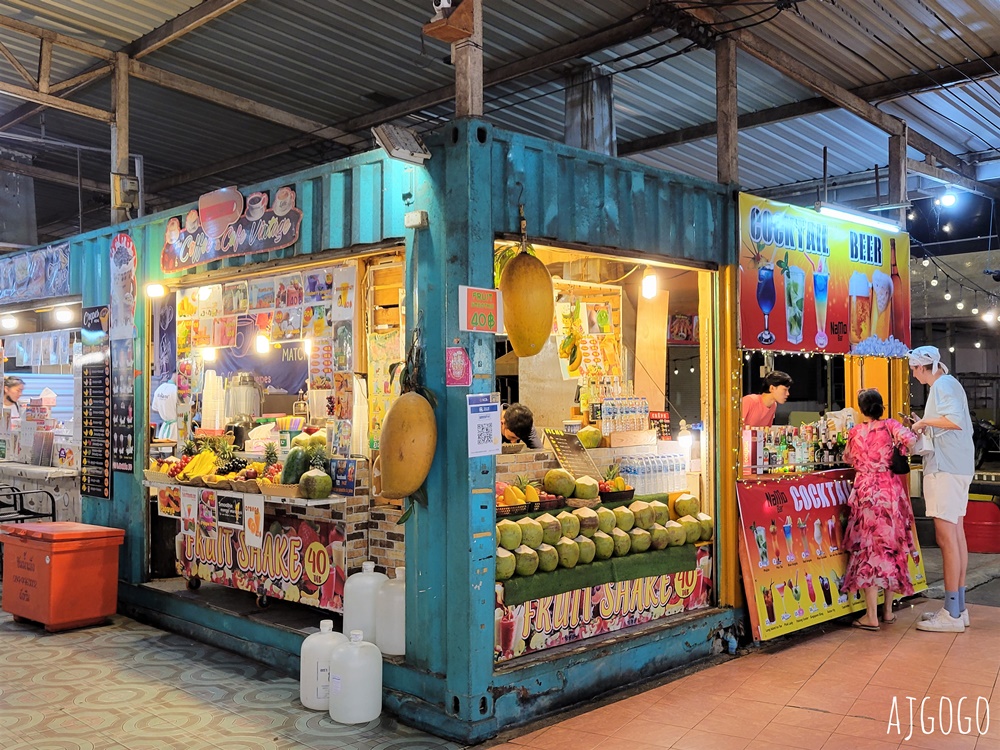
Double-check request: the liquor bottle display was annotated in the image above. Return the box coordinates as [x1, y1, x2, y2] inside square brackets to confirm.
[741, 420, 849, 475]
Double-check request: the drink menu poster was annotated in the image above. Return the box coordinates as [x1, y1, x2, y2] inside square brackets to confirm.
[738, 193, 911, 355]
[736, 469, 927, 641]
[81, 305, 112, 499]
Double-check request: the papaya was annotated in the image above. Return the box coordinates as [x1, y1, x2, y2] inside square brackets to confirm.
[499, 251, 554, 357]
[380, 391, 437, 499]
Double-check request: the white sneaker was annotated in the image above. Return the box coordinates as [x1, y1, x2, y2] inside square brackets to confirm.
[916, 608, 965, 632]
[920, 608, 970, 627]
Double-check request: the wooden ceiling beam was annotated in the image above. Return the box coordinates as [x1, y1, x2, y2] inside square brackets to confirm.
[0, 15, 114, 61]
[0, 157, 110, 192]
[0, 79, 112, 122]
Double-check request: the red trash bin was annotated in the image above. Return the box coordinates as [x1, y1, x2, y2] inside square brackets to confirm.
[1, 521, 125, 632]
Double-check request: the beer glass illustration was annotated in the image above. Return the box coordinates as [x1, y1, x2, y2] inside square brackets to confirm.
[782, 516, 795, 563]
[819, 575, 833, 607]
[752, 523, 769, 568]
[813, 262, 829, 347]
[797, 517, 810, 560]
[871, 270, 893, 340]
[848, 271, 872, 345]
[756, 264, 777, 345]
[763, 586, 776, 625]
[783, 265, 805, 345]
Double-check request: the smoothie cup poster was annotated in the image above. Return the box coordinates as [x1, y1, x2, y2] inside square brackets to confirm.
[738, 193, 910, 355]
[736, 469, 926, 641]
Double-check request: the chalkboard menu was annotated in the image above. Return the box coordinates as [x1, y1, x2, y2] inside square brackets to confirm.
[543, 429, 601, 480]
[80, 305, 112, 499]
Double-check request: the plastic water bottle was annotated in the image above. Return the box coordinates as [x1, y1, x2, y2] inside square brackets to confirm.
[299, 620, 348, 710]
[603, 398, 617, 435]
[374, 567, 405, 657]
[657, 456, 669, 493]
[623, 457, 637, 491]
[328, 630, 383, 724]
[342, 561, 387, 645]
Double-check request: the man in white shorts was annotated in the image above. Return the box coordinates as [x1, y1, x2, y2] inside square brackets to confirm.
[908, 346, 974, 633]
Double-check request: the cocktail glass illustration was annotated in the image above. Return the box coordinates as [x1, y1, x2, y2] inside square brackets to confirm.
[826, 517, 839, 553]
[774, 580, 790, 621]
[831, 569, 847, 604]
[763, 586, 776, 625]
[782, 516, 795, 563]
[814, 264, 829, 347]
[797, 517, 810, 560]
[835, 510, 847, 550]
[756, 264, 777, 345]
[784, 265, 805, 345]
[769, 519, 782, 565]
[814, 518, 824, 557]
[790, 577, 804, 617]
[752, 523, 769, 568]
[819, 575, 833, 607]
[806, 572, 818, 612]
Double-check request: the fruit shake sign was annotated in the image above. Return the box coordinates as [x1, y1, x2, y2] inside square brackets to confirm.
[737, 470, 927, 641]
[161, 185, 303, 272]
[739, 194, 911, 355]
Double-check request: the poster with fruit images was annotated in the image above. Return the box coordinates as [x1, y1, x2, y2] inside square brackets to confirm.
[222, 282, 249, 315]
[305, 268, 333, 303]
[157, 486, 181, 518]
[197, 489, 218, 540]
[494, 546, 712, 663]
[244, 493, 263, 548]
[176, 514, 347, 612]
[303, 304, 332, 340]
[248, 278, 275, 311]
[330, 265, 356, 320]
[180, 487, 197, 537]
[736, 469, 926, 641]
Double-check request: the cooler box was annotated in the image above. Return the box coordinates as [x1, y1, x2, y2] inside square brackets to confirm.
[1, 522, 125, 632]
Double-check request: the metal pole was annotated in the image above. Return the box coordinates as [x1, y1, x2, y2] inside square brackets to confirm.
[76, 147, 83, 234]
[134, 154, 145, 217]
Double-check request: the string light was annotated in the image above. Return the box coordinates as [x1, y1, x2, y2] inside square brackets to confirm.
[930, 273, 939, 287]
[943, 280, 951, 301]
[956, 290, 965, 310]
[972, 293, 980, 315]
[949, 346, 956, 353]
[975, 341, 982, 349]
[921, 256, 931, 267]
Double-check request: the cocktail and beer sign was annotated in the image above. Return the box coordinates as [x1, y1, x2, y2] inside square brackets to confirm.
[739, 194, 911, 355]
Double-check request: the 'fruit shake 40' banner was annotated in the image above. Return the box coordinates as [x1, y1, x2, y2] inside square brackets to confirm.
[737, 470, 926, 641]
[739, 194, 910, 355]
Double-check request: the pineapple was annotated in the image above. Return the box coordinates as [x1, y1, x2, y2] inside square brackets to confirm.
[182, 439, 198, 457]
[264, 442, 279, 467]
[310, 450, 328, 470]
[603, 463, 627, 492]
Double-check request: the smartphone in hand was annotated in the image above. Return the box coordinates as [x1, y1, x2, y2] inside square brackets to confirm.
[898, 412, 915, 425]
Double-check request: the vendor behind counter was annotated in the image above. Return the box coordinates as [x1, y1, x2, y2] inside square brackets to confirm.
[7, 373, 76, 425]
[741, 371, 793, 428]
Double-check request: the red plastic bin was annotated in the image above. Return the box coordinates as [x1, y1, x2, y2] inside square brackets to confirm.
[965, 500, 1000, 554]
[1, 521, 125, 632]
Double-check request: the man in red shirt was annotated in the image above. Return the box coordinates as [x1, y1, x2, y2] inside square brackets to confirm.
[741, 371, 793, 427]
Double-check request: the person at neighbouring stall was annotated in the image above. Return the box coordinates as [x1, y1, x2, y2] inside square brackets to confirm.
[741, 370, 793, 427]
[3, 376, 24, 427]
[841, 388, 917, 632]
[907, 346, 975, 634]
[501, 403, 543, 449]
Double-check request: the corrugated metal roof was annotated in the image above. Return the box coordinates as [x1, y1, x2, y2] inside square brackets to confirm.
[3, 0, 1000, 240]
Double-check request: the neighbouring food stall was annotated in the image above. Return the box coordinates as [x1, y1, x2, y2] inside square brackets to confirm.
[46, 120, 745, 744]
[734, 193, 927, 641]
[0, 242, 84, 521]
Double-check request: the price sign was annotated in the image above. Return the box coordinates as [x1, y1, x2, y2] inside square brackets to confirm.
[303, 541, 331, 587]
[459, 286, 503, 334]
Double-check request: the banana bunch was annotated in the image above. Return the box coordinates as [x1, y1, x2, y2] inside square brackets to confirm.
[178, 451, 216, 480]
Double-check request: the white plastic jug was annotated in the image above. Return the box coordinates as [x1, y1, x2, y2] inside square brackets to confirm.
[374, 566, 405, 656]
[342, 561, 387, 644]
[299, 619, 348, 710]
[328, 629, 383, 724]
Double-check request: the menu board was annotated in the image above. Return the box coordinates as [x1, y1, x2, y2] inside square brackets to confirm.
[737, 469, 926, 641]
[542, 429, 600, 480]
[111, 339, 135, 472]
[80, 305, 112, 499]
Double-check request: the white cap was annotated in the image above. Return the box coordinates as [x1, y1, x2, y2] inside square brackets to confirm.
[319, 620, 333, 633]
[362, 561, 375, 573]
[350, 629, 364, 642]
[907, 345, 949, 374]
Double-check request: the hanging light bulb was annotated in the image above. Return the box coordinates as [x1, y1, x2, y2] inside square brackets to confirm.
[948, 346, 956, 353]
[202, 347, 217, 361]
[983, 308, 996, 323]
[255, 334, 270, 354]
[943, 282, 952, 301]
[641, 267, 657, 299]
[972, 293, 979, 315]
[689, 366, 695, 373]
[921, 256, 931, 267]
[930, 273, 939, 287]
[673, 368, 679, 376]
[975, 341, 982, 349]
[956, 290, 965, 310]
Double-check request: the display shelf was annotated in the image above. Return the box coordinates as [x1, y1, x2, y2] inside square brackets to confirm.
[141, 480, 345, 508]
[0, 461, 80, 480]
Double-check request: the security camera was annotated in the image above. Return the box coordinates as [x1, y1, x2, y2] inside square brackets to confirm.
[431, 0, 452, 21]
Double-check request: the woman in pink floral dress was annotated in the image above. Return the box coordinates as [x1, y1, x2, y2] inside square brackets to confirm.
[842, 388, 918, 631]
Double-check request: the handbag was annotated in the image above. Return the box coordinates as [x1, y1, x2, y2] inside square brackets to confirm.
[882, 422, 910, 475]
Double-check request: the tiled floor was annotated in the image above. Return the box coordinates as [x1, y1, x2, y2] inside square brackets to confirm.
[488, 597, 1000, 750]
[0, 606, 462, 750]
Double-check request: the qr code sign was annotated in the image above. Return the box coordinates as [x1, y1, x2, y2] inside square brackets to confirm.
[476, 422, 494, 446]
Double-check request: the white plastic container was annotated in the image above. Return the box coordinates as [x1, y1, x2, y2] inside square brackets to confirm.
[374, 566, 405, 656]
[299, 619, 348, 710]
[342, 561, 387, 644]
[328, 629, 383, 724]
